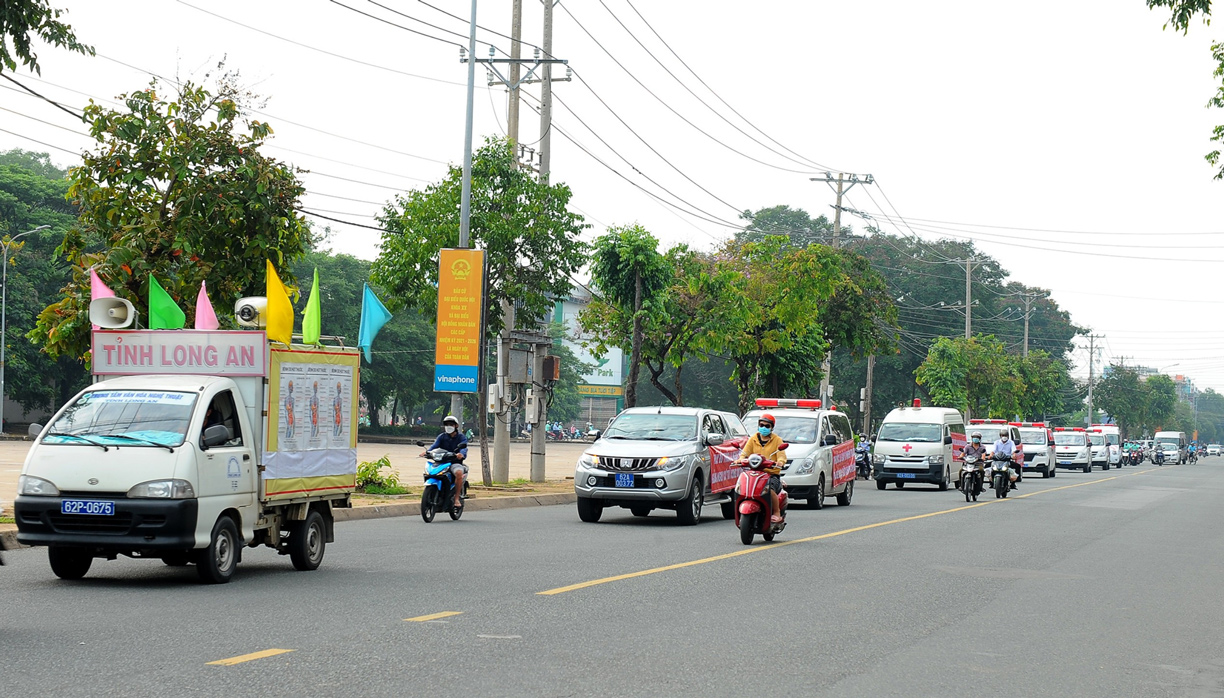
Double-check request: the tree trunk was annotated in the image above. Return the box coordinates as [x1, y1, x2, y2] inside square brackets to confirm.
[736, 360, 755, 414]
[645, 358, 679, 406]
[626, 269, 643, 408]
[674, 363, 685, 406]
[390, 395, 399, 427]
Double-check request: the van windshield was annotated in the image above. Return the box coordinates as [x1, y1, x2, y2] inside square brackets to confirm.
[974, 428, 1003, 444]
[604, 413, 697, 441]
[768, 416, 818, 444]
[1156, 437, 1180, 448]
[877, 423, 941, 442]
[43, 390, 197, 447]
[1054, 434, 1084, 446]
[1105, 434, 1118, 445]
[1089, 435, 1105, 445]
[1019, 430, 1047, 445]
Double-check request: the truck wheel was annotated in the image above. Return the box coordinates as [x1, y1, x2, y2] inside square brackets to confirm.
[1042, 467, 1051, 479]
[721, 501, 735, 520]
[1103, 462, 1110, 471]
[630, 505, 652, 517]
[577, 497, 603, 523]
[420, 485, 438, 523]
[288, 509, 326, 572]
[1050, 466, 1056, 478]
[196, 516, 239, 584]
[675, 476, 703, 526]
[876, 480, 887, 490]
[48, 547, 92, 580]
[809, 476, 824, 510]
[837, 479, 854, 506]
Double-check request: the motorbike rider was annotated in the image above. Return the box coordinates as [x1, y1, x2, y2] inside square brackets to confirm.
[959, 431, 989, 492]
[992, 429, 1019, 490]
[739, 413, 788, 524]
[421, 415, 468, 509]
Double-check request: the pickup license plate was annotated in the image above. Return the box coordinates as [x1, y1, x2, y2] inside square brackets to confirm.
[60, 499, 115, 516]
[614, 473, 635, 488]
[895, 473, 916, 479]
[1058, 460, 1072, 465]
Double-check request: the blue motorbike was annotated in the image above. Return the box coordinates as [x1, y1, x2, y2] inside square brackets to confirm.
[420, 447, 468, 523]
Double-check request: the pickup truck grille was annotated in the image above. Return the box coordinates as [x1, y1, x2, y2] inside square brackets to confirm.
[603, 457, 660, 472]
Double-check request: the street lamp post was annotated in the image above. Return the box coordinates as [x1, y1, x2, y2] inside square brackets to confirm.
[1, 225, 49, 433]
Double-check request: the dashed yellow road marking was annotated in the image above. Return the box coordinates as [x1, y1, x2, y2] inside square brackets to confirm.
[404, 611, 464, 622]
[207, 649, 294, 666]
[539, 467, 1168, 596]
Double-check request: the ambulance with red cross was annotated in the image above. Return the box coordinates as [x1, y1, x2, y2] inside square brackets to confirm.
[741, 398, 857, 510]
[872, 400, 966, 491]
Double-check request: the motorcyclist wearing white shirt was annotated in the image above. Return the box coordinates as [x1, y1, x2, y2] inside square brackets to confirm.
[992, 431, 1019, 491]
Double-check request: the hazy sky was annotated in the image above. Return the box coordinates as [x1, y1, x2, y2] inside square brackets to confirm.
[4, 0, 1224, 390]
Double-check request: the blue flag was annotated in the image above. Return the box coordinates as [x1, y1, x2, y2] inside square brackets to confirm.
[358, 283, 393, 363]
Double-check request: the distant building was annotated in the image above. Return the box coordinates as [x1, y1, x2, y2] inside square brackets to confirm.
[554, 286, 626, 428]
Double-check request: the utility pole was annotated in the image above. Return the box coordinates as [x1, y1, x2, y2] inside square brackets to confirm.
[538, 0, 555, 181]
[863, 354, 875, 435]
[811, 172, 873, 405]
[448, 0, 480, 430]
[507, 0, 522, 146]
[1086, 333, 1101, 427]
[963, 258, 974, 340]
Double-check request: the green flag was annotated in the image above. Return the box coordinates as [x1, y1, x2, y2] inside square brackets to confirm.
[149, 276, 185, 330]
[302, 267, 321, 344]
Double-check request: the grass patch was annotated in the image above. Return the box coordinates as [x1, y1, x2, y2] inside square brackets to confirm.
[0, 516, 13, 524]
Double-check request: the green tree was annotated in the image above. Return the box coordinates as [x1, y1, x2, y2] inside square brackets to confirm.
[30, 79, 312, 360]
[0, 149, 89, 415]
[587, 224, 670, 408]
[915, 335, 1017, 420]
[1095, 364, 1146, 437]
[1145, 373, 1179, 432]
[738, 205, 837, 247]
[1146, 1, 1224, 177]
[0, 0, 92, 74]
[372, 137, 587, 337]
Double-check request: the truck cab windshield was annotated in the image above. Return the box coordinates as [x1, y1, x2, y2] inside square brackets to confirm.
[43, 390, 198, 448]
[877, 423, 941, 442]
[603, 413, 697, 441]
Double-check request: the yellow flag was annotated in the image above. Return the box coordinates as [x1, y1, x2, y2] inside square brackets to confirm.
[266, 259, 294, 345]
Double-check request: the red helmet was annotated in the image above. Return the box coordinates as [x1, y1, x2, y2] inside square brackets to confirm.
[758, 413, 776, 427]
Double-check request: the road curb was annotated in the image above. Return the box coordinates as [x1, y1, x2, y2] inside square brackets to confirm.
[0, 493, 578, 550]
[334, 492, 576, 522]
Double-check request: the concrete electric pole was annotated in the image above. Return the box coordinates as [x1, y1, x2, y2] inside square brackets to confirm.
[1086, 333, 1102, 427]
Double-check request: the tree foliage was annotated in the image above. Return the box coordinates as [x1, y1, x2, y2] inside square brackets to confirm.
[30, 79, 312, 360]
[915, 335, 1067, 421]
[372, 137, 587, 338]
[0, 0, 92, 74]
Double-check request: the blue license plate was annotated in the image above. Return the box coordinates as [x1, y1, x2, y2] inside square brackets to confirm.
[1058, 460, 1072, 465]
[895, 473, 916, 479]
[60, 499, 115, 516]
[614, 473, 635, 488]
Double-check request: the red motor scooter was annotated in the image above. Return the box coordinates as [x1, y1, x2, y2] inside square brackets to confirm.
[734, 445, 789, 545]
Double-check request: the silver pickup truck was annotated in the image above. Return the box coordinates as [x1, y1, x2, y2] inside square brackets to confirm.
[573, 406, 747, 525]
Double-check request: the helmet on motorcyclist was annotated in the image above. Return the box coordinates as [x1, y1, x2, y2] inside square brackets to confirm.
[442, 415, 460, 434]
[971, 431, 982, 444]
[757, 413, 775, 438]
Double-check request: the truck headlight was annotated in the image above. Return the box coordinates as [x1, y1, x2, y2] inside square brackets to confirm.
[657, 455, 689, 472]
[872, 453, 885, 465]
[18, 474, 59, 496]
[928, 455, 944, 466]
[578, 454, 599, 469]
[127, 479, 195, 499]
[794, 457, 814, 474]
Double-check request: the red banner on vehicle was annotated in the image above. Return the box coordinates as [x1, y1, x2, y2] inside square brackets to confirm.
[951, 431, 966, 462]
[831, 440, 856, 488]
[709, 437, 747, 493]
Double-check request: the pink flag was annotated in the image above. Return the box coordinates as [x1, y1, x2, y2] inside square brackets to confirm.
[90, 268, 116, 330]
[195, 280, 220, 330]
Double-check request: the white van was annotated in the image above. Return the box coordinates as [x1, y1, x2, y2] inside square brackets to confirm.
[743, 398, 856, 509]
[872, 401, 965, 490]
[1153, 430, 1188, 464]
[1092, 424, 1123, 467]
[1013, 422, 1057, 478]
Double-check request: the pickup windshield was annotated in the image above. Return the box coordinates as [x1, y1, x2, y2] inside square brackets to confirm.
[603, 413, 697, 441]
[43, 390, 198, 448]
[877, 423, 941, 442]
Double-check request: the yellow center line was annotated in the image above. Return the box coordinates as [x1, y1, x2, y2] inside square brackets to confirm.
[207, 649, 294, 666]
[538, 467, 1169, 596]
[404, 611, 464, 622]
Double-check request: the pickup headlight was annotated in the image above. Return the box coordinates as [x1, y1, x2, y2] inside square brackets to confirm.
[18, 475, 59, 496]
[127, 479, 195, 499]
[578, 454, 600, 469]
[656, 455, 689, 472]
[872, 453, 885, 465]
[928, 455, 944, 466]
[793, 457, 815, 474]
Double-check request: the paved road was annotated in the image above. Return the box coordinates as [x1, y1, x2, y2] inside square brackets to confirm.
[3, 461, 1222, 697]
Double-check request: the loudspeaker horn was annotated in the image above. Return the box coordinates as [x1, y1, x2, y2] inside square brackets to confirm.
[234, 296, 268, 328]
[89, 297, 136, 329]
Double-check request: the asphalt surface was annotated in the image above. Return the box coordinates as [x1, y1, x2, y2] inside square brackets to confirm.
[3, 460, 1222, 697]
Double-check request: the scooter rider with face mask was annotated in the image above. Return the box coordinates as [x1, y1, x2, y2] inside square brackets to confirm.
[992, 429, 1019, 490]
[421, 415, 468, 509]
[959, 431, 988, 492]
[739, 413, 788, 524]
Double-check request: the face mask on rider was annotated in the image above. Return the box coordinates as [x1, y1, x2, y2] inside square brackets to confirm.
[758, 426, 772, 437]
[972, 438, 981, 444]
[444, 426, 456, 434]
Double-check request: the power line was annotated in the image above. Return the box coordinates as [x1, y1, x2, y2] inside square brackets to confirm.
[325, 0, 466, 48]
[0, 127, 79, 156]
[0, 73, 83, 119]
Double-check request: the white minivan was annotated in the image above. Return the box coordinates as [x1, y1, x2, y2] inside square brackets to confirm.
[1153, 430, 1188, 464]
[1092, 424, 1123, 467]
[742, 398, 856, 509]
[872, 401, 965, 490]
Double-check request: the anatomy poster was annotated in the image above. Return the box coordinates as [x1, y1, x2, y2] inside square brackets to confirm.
[264, 346, 360, 496]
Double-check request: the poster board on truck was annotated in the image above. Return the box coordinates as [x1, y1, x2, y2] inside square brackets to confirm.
[264, 345, 360, 500]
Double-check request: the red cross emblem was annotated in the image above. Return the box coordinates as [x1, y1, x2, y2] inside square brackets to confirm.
[902, 443, 913, 453]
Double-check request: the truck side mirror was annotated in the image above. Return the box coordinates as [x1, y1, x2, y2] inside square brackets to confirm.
[705, 433, 724, 447]
[28, 423, 43, 438]
[944, 435, 953, 445]
[201, 424, 231, 449]
[822, 434, 838, 447]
